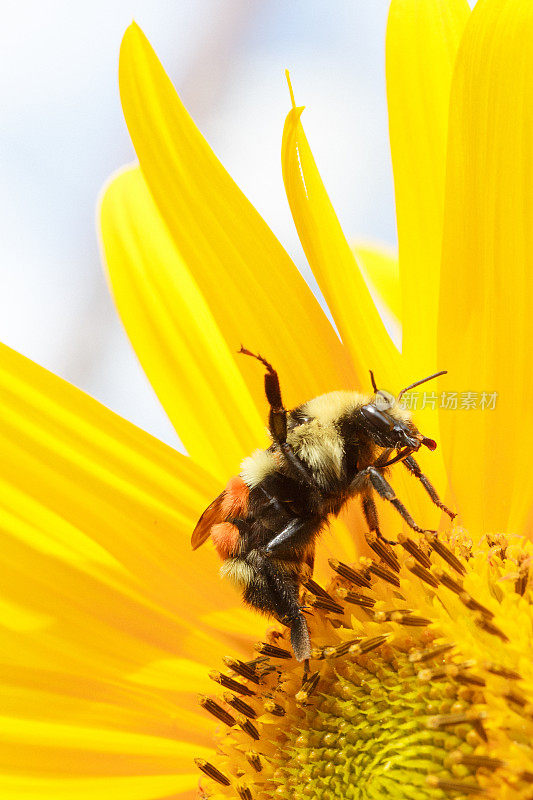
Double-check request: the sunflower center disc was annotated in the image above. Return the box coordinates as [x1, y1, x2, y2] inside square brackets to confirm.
[269, 651, 477, 799]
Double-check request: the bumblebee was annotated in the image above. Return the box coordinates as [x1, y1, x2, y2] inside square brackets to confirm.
[192, 348, 454, 661]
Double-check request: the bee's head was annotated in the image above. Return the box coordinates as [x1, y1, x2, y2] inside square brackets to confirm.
[360, 370, 446, 457]
[360, 392, 436, 452]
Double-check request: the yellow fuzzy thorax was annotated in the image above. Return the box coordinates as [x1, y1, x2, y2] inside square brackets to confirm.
[298, 390, 411, 428]
[240, 390, 412, 493]
[289, 390, 410, 489]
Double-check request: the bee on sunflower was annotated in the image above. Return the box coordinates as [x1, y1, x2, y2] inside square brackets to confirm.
[1, 1, 533, 799]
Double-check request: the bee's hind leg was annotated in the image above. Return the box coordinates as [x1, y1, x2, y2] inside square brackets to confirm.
[247, 552, 312, 662]
[286, 610, 312, 663]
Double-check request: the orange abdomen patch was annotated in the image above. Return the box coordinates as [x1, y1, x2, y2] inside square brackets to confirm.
[211, 522, 241, 559]
[220, 475, 249, 519]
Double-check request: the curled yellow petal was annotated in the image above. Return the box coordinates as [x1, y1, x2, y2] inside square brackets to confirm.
[282, 97, 400, 389]
[387, 0, 470, 371]
[351, 242, 401, 348]
[438, 0, 533, 534]
[118, 23, 353, 416]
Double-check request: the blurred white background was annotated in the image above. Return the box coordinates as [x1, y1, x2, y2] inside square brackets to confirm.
[1, 1, 464, 449]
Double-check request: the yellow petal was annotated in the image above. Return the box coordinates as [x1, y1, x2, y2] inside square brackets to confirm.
[0, 775, 198, 800]
[386, 0, 470, 371]
[351, 242, 401, 348]
[438, 0, 533, 534]
[0, 342, 245, 634]
[0, 714, 210, 775]
[345, 246, 454, 534]
[350, 242, 450, 516]
[100, 165, 264, 479]
[281, 98, 400, 389]
[281, 101, 452, 531]
[0, 342, 255, 779]
[118, 23, 354, 421]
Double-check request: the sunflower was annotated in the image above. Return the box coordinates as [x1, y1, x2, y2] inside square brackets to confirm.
[2, 0, 533, 798]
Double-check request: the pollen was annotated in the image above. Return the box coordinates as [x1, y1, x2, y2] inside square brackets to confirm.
[196, 531, 533, 799]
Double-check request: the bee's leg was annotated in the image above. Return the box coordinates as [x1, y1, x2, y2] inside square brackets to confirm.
[264, 517, 309, 555]
[279, 442, 316, 486]
[363, 467, 436, 535]
[402, 455, 456, 520]
[239, 347, 314, 486]
[361, 490, 396, 547]
[239, 347, 288, 443]
[258, 485, 293, 520]
[250, 553, 311, 661]
[287, 612, 312, 662]
[373, 448, 394, 468]
[364, 445, 393, 531]
[305, 545, 315, 575]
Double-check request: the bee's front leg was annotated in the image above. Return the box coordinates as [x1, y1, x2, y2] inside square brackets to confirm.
[362, 466, 436, 535]
[361, 490, 397, 547]
[402, 455, 456, 520]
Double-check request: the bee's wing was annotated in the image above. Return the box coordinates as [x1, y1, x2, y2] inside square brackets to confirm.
[191, 492, 225, 550]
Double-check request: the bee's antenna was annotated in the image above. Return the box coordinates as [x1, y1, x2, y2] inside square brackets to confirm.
[397, 370, 447, 402]
[369, 370, 378, 393]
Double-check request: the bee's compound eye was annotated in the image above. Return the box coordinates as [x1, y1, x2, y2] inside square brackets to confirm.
[361, 404, 394, 431]
[374, 390, 395, 410]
